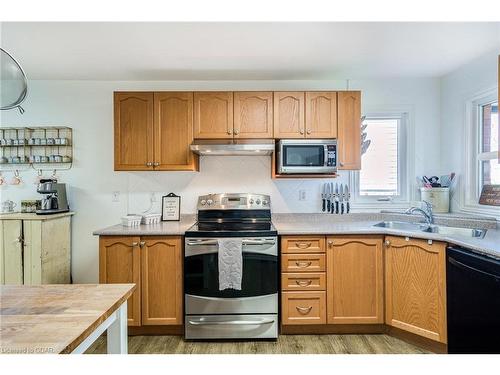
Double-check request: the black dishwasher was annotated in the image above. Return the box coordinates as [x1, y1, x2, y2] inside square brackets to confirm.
[447, 246, 500, 353]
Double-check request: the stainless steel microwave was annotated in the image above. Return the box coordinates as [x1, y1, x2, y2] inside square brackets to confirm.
[277, 139, 337, 174]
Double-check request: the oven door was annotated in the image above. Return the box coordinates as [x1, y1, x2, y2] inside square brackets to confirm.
[184, 237, 278, 314]
[278, 140, 336, 174]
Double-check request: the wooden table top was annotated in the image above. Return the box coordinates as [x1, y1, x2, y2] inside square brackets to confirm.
[0, 284, 135, 354]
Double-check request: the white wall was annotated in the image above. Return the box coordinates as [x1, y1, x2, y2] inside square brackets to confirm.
[440, 49, 499, 215]
[1, 78, 441, 282]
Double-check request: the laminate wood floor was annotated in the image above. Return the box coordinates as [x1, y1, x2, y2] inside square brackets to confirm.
[86, 334, 429, 354]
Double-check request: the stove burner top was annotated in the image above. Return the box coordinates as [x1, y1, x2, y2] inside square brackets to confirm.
[185, 221, 277, 238]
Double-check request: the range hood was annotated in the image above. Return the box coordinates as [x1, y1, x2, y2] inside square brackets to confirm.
[190, 139, 275, 156]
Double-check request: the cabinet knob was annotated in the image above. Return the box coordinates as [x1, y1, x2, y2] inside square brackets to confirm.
[306, 129, 311, 135]
[227, 130, 232, 135]
[384, 240, 391, 247]
[328, 240, 333, 246]
[234, 130, 239, 135]
[153, 162, 159, 167]
[131, 242, 139, 247]
[339, 162, 344, 167]
[139, 241, 146, 248]
[299, 129, 304, 135]
[146, 162, 153, 167]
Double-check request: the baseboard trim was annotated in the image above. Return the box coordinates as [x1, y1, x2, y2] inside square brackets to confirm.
[280, 324, 386, 335]
[386, 326, 447, 354]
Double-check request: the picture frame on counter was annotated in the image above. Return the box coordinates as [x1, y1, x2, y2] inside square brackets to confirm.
[162, 193, 181, 221]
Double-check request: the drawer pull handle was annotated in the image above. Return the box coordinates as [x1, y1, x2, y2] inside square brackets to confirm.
[295, 261, 312, 268]
[296, 306, 313, 314]
[295, 279, 312, 287]
[296, 242, 312, 249]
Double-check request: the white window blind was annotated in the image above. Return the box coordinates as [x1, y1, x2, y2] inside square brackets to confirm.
[359, 118, 400, 196]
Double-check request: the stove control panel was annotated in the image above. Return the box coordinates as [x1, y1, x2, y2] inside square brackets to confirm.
[197, 193, 271, 210]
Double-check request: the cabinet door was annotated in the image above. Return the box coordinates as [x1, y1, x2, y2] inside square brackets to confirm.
[0, 220, 23, 285]
[99, 236, 141, 326]
[194, 92, 233, 139]
[114, 92, 154, 170]
[154, 92, 198, 171]
[305, 92, 337, 138]
[141, 236, 183, 325]
[326, 236, 384, 324]
[273, 92, 305, 138]
[385, 236, 447, 343]
[233, 92, 273, 138]
[337, 91, 361, 170]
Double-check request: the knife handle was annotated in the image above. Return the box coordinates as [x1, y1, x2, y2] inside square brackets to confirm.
[322, 199, 326, 212]
[346, 202, 350, 214]
[335, 201, 339, 214]
[341, 203, 344, 215]
[327, 199, 331, 212]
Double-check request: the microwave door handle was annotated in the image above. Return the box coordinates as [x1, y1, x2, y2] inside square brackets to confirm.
[324, 145, 329, 166]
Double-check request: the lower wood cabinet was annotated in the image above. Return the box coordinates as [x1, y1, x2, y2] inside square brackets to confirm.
[384, 236, 447, 344]
[99, 235, 183, 327]
[326, 236, 384, 324]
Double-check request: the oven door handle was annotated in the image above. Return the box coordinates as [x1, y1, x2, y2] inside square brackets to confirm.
[186, 239, 276, 246]
[187, 318, 275, 326]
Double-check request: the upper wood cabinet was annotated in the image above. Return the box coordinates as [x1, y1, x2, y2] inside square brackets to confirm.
[114, 92, 154, 170]
[154, 92, 197, 171]
[99, 236, 142, 326]
[194, 92, 234, 139]
[233, 92, 273, 138]
[337, 91, 361, 170]
[326, 236, 384, 324]
[273, 92, 305, 138]
[114, 92, 198, 171]
[305, 92, 337, 138]
[141, 236, 183, 325]
[385, 236, 447, 344]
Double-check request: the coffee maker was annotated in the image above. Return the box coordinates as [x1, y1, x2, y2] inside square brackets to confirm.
[36, 179, 69, 215]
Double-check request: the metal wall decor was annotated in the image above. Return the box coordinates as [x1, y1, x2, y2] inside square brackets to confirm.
[0, 48, 28, 114]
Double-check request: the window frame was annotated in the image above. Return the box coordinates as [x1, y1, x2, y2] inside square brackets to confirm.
[463, 87, 500, 216]
[349, 111, 411, 209]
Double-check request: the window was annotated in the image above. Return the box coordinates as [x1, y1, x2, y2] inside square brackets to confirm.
[351, 113, 408, 206]
[478, 101, 499, 189]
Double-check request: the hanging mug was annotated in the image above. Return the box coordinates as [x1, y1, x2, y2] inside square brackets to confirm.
[0, 173, 6, 187]
[11, 170, 22, 185]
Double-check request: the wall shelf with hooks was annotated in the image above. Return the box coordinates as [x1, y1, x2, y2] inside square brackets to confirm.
[0, 126, 73, 171]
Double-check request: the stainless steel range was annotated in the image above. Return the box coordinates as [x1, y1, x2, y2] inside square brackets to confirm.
[184, 193, 278, 340]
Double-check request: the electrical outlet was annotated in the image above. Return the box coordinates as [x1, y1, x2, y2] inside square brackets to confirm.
[150, 192, 157, 203]
[112, 191, 120, 202]
[299, 190, 306, 201]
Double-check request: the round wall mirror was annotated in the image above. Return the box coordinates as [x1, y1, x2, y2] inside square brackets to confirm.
[0, 48, 28, 114]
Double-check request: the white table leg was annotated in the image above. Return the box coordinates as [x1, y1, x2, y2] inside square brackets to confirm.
[107, 302, 128, 354]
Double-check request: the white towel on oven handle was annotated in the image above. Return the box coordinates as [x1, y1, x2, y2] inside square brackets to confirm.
[218, 238, 243, 291]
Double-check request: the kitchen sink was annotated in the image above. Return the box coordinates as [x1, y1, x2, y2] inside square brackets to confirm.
[422, 225, 487, 239]
[373, 221, 429, 231]
[373, 221, 487, 239]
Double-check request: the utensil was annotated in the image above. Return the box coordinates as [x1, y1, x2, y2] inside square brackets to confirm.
[361, 140, 371, 155]
[329, 182, 334, 214]
[322, 183, 326, 212]
[326, 183, 331, 213]
[346, 185, 350, 214]
[340, 184, 344, 214]
[335, 183, 339, 214]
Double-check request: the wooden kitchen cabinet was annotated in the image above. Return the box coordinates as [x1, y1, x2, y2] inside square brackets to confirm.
[99, 236, 142, 326]
[282, 291, 326, 325]
[326, 236, 384, 324]
[273, 92, 305, 138]
[385, 236, 447, 343]
[305, 92, 337, 138]
[99, 235, 183, 327]
[233, 92, 273, 138]
[154, 92, 198, 171]
[281, 236, 325, 254]
[114, 92, 154, 170]
[141, 236, 183, 325]
[337, 91, 361, 170]
[194, 92, 234, 139]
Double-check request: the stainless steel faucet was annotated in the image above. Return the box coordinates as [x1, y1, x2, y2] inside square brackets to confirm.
[405, 200, 434, 226]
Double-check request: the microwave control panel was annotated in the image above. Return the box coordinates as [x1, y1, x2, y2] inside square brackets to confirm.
[326, 144, 337, 167]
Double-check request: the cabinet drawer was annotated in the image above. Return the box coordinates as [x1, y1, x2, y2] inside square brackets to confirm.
[281, 254, 325, 272]
[281, 236, 325, 253]
[282, 292, 326, 325]
[281, 273, 326, 291]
